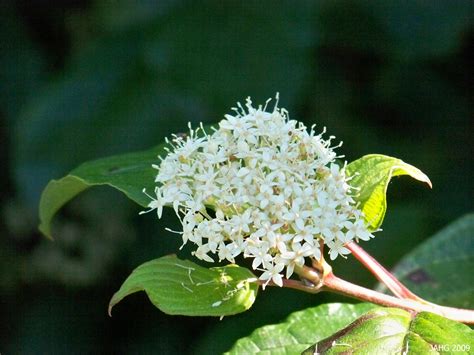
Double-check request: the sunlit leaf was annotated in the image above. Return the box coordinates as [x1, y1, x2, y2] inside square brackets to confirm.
[109, 255, 258, 317]
[303, 308, 473, 354]
[227, 303, 376, 354]
[346, 154, 431, 232]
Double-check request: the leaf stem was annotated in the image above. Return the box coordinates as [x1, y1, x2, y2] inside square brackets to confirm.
[345, 241, 426, 303]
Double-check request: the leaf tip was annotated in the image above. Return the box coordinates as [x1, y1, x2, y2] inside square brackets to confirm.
[418, 173, 432, 189]
[108, 297, 118, 317]
[39, 224, 54, 240]
[426, 177, 433, 189]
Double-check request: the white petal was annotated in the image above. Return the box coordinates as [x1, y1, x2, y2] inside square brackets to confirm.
[295, 218, 305, 231]
[285, 264, 295, 279]
[252, 258, 261, 270]
[272, 273, 283, 287]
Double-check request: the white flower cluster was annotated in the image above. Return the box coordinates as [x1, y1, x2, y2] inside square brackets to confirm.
[144, 96, 373, 287]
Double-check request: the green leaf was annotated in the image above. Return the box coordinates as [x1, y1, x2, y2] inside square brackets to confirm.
[303, 308, 474, 354]
[39, 145, 164, 238]
[380, 214, 474, 309]
[228, 303, 474, 354]
[346, 154, 431, 232]
[227, 303, 377, 354]
[108, 255, 258, 317]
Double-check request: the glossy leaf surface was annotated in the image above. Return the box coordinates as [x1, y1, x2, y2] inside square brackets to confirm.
[109, 255, 258, 317]
[227, 303, 376, 354]
[303, 308, 473, 354]
[346, 154, 431, 231]
[39, 145, 164, 238]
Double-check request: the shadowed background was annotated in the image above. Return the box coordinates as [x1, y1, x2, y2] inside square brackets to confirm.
[1, 1, 472, 353]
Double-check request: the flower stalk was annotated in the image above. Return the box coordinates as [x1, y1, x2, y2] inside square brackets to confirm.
[345, 241, 425, 302]
[321, 272, 474, 324]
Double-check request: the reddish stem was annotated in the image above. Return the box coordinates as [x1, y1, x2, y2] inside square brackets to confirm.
[322, 272, 474, 324]
[346, 241, 425, 302]
[292, 264, 474, 324]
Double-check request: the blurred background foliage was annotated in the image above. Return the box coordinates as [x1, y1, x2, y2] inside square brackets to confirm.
[0, 1, 472, 353]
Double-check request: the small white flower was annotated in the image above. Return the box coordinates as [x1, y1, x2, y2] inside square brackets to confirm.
[252, 221, 283, 239]
[193, 244, 214, 263]
[259, 262, 285, 288]
[282, 199, 312, 231]
[218, 242, 240, 263]
[229, 209, 252, 234]
[280, 242, 313, 278]
[140, 187, 165, 219]
[326, 239, 351, 260]
[266, 232, 292, 253]
[293, 223, 319, 245]
[246, 242, 272, 270]
[344, 218, 374, 242]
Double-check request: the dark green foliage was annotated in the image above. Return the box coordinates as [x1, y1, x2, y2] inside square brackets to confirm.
[382, 214, 474, 309]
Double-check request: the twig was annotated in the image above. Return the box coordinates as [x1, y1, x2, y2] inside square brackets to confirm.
[322, 272, 474, 324]
[345, 241, 426, 303]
